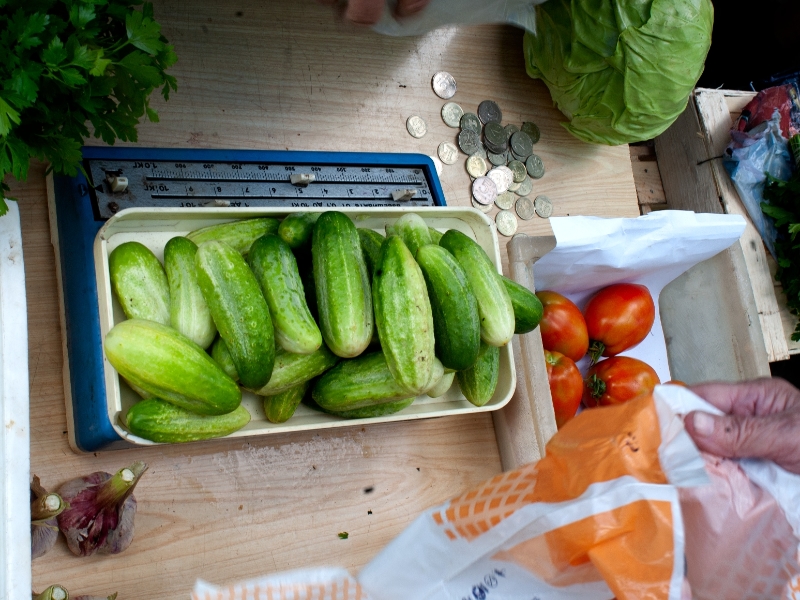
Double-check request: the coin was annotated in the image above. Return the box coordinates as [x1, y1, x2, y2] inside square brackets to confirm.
[534, 195, 553, 218]
[484, 122, 507, 147]
[478, 100, 502, 124]
[487, 151, 507, 166]
[441, 102, 464, 128]
[507, 180, 521, 192]
[472, 176, 498, 205]
[466, 155, 488, 178]
[507, 160, 527, 183]
[521, 121, 541, 144]
[515, 176, 533, 197]
[431, 71, 457, 99]
[406, 115, 427, 139]
[515, 196, 535, 220]
[487, 166, 512, 194]
[510, 131, 534, 158]
[460, 112, 481, 134]
[471, 196, 493, 213]
[496, 210, 518, 237]
[457, 129, 482, 155]
[510, 149, 526, 162]
[484, 139, 508, 155]
[437, 141, 459, 165]
[495, 191, 516, 210]
[470, 147, 487, 160]
[526, 153, 545, 179]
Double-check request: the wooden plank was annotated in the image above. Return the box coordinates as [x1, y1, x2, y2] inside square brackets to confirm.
[629, 146, 667, 206]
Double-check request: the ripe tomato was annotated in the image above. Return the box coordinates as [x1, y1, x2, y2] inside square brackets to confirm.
[584, 283, 655, 363]
[535, 290, 589, 362]
[544, 350, 583, 428]
[583, 356, 660, 408]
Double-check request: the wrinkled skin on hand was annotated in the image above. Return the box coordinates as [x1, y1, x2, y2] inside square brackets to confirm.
[317, 0, 431, 25]
[685, 377, 800, 474]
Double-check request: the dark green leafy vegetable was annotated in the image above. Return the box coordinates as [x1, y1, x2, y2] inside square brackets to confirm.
[0, 0, 177, 214]
[338, 531, 349, 539]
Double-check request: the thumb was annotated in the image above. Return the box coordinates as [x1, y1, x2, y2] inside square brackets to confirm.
[685, 410, 782, 463]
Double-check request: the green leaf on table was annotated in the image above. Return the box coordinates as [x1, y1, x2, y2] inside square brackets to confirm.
[59, 68, 87, 86]
[0, 96, 21, 136]
[145, 105, 159, 122]
[69, 2, 96, 28]
[118, 50, 163, 86]
[66, 36, 96, 70]
[42, 36, 68, 66]
[11, 11, 49, 50]
[0, 197, 9, 218]
[6, 65, 42, 106]
[89, 49, 112, 76]
[125, 9, 164, 55]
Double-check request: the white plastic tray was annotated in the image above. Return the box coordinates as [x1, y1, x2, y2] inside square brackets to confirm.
[93, 207, 516, 446]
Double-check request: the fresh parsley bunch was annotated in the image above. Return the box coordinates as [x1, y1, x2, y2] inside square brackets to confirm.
[0, 0, 177, 215]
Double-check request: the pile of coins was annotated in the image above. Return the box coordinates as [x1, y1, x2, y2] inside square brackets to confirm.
[406, 72, 554, 237]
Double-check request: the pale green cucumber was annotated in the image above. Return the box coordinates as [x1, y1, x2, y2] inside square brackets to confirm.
[329, 397, 415, 419]
[501, 276, 544, 334]
[186, 218, 279, 254]
[125, 378, 155, 399]
[104, 319, 241, 415]
[427, 370, 456, 398]
[428, 227, 443, 245]
[253, 345, 339, 396]
[263, 380, 309, 424]
[108, 241, 170, 325]
[391, 213, 432, 256]
[125, 399, 251, 443]
[373, 236, 435, 395]
[278, 212, 321, 249]
[249, 234, 322, 355]
[456, 341, 500, 407]
[439, 230, 515, 347]
[195, 241, 275, 389]
[358, 228, 385, 278]
[312, 212, 373, 358]
[210, 336, 239, 382]
[164, 237, 217, 349]
[416, 244, 481, 371]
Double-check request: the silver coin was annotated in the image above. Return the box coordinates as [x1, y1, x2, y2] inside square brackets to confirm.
[521, 121, 541, 144]
[470, 147, 487, 160]
[526, 153, 545, 179]
[471, 196, 493, 213]
[466, 155, 488, 178]
[472, 176, 498, 205]
[510, 131, 534, 158]
[515, 196, 536, 220]
[534, 195, 553, 218]
[507, 160, 527, 183]
[437, 141, 459, 165]
[487, 166, 512, 194]
[515, 176, 533, 197]
[406, 115, 427, 139]
[477, 100, 502, 124]
[487, 151, 507, 166]
[484, 122, 506, 146]
[457, 129, 482, 155]
[504, 124, 520, 140]
[496, 210, 518, 237]
[507, 180, 521, 192]
[496, 165, 514, 184]
[460, 113, 481, 134]
[431, 71, 457, 99]
[441, 102, 464, 128]
[495, 191, 516, 210]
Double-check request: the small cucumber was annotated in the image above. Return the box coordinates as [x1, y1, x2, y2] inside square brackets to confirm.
[263, 380, 309, 424]
[501, 276, 544, 334]
[427, 370, 455, 398]
[125, 399, 251, 443]
[358, 228, 385, 278]
[249, 234, 322, 355]
[278, 212, 321, 249]
[328, 397, 415, 419]
[186, 218, 279, 254]
[164, 237, 217, 349]
[195, 241, 275, 390]
[125, 378, 155, 400]
[253, 345, 339, 396]
[439, 230, 515, 347]
[312, 212, 373, 358]
[428, 227, 443, 245]
[108, 241, 170, 325]
[456, 341, 500, 407]
[104, 319, 241, 415]
[210, 336, 239, 382]
[373, 236, 435, 395]
[391, 213, 432, 256]
[416, 244, 481, 371]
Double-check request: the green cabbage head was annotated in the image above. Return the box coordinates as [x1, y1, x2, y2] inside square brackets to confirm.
[524, 0, 713, 145]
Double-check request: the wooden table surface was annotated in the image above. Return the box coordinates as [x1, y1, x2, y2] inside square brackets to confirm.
[15, 1, 639, 597]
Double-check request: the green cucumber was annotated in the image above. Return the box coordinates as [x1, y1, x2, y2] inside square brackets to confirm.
[373, 236, 435, 394]
[428, 227, 443, 245]
[253, 345, 339, 396]
[263, 380, 309, 424]
[278, 212, 321, 249]
[104, 319, 241, 415]
[456, 341, 500, 407]
[439, 230, 515, 347]
[125, 379, 155, 400]
[328, 397, 415, 419]
[312, 212, 373, 358]
[501, 276, 544, 334]
[195, 241, 275, 390]
[248, 234, 322, 355]
[164, 237, 216, 349]
[186, 218, 279, 254]
[427, 370, 455, 398]
[108, 241, 170, 325]
[125, 399, 251, 443]
[210, 336, 239, 382]
[358, 228, 385, 278]
[416, 244, 480, 371]
[391, 213, 432, 256]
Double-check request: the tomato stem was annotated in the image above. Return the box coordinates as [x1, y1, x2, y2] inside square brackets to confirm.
[588, 341, 605, 365]
[588, 374, 606, 399]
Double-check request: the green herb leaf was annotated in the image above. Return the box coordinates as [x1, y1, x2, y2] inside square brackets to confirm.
[0, 96, 21, 136]
[125, 10, 164, 55]
[42, 36, 67, 66]
[118, 50, 163, 86]
[89, 49, 111, 76]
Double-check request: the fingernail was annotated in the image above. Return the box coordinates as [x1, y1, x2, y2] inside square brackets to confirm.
[692, 412, 715, 436]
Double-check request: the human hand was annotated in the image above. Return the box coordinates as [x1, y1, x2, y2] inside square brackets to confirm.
[317, 0, 431, 26]
[684, 377, 800, 474]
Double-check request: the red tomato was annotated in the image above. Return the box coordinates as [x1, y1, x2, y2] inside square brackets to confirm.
[584, 283, 655, 363]
[583, 356, 661, 408]
[535, 290, 589, 362]
[544, 350, 583, 428]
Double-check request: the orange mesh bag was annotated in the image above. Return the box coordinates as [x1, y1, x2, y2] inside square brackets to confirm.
[192, 568, 372, 600]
